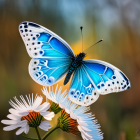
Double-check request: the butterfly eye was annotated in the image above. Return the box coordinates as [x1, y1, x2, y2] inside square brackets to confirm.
[33, 37, 36, 40]
[94, 92, 96, 95]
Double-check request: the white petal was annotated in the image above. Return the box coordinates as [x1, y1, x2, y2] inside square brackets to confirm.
[7, 114, 21, 120]
[33, 96, 43, 110]
[3, 120, 27, 131]
[78, 125, 92, 138]
[16, 126, 26, 135]
[77, 120, 88, 127]
[81, 132, 93, 140]
[35, 102, 50, 112]
[70, 112, 77, 120]
[24, 124, 29, 134]
[59, 103, 65, 109]
[43, 112, 55, 120]
[3, 124, 19, 131]
[9, 108, 21, 116]
[65, 108, 70, 114]
[1, 120, 20, 125]
[40, 111, 51, 116]
[18, 111, 29, 116]
[39, 121, 51, 131]
[79, 125, 91, 132]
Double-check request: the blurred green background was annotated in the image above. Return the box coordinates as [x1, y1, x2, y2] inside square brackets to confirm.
[0, 0, 140, 140]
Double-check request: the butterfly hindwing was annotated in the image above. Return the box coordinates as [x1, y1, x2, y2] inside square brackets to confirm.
[19, 21, 74, 86]
[29, 58, 72, 86]
[68, 65, 100, 106]
[68, 59, 131, 106]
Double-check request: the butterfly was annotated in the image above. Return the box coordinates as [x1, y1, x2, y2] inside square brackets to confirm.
[19, 21, 131, 106]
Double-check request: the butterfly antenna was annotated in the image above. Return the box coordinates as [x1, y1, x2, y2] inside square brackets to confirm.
[80, 26, 83, 52]
[84, 39, 103, 52]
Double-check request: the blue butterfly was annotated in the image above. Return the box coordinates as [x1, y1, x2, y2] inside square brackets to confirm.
[19, 21, 131, 106]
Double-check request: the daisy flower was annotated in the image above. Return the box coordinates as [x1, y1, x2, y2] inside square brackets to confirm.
[1, 94, 54, 135]
[42, 85, 103, 140]
[42, 85, 67, 114]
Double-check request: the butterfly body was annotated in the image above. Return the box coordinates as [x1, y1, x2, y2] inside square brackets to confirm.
[19, 21, 131, 106]
[64, 52, 86, 85]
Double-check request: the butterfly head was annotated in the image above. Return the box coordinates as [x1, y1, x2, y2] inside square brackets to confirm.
[77, 52, 86, 60]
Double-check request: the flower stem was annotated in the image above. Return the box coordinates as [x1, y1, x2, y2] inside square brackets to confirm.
[42, 125, 59, 140]
[35, 127, 41, 140]
[22, 133, 38, 140]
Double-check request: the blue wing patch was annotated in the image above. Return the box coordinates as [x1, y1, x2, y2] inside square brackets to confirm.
[68, 66, 100, 106]
[68, 59, 131, 106]
[29, 58, 72, 86]
[19, 21, 75, 58]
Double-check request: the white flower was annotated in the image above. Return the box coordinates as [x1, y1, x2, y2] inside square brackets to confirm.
[60, 99, 103, 140]
[42, 85, 103, 140]
[42, 85, 67, 114]
[42, 85, 67, 105]
[1, 94, 55, 135]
